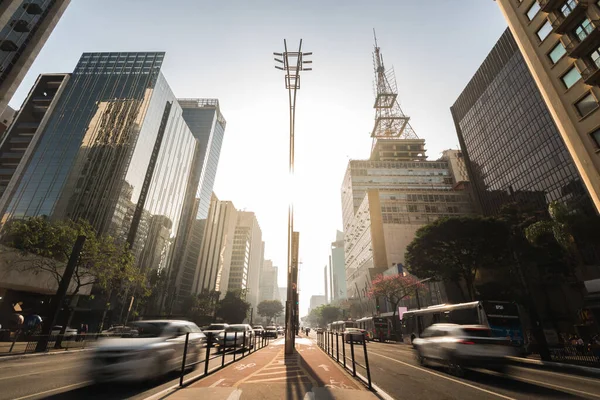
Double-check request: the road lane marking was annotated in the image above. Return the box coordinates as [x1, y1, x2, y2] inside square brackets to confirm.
[369, 351, 516, 400]
[12, 380, 93, 400]
[226, 389, 242, 400]
[0, 365, 79, 380]
[209, 378, 225, 387]
[512, 366, 600, 384]
[484, 369, 600, 398]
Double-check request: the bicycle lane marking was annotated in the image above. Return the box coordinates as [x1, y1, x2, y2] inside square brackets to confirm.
[369, 351, 516, 400]
[234, 349, 316, 385]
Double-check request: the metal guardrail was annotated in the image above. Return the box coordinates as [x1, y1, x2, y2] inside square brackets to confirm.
[179, 331, 272, 387]
[316, 330, 372, 389]
[0, 331, 105, 355]
[548, 345, 600, 367]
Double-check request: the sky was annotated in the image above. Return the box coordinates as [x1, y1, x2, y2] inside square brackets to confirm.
[9, 0, 508, 317]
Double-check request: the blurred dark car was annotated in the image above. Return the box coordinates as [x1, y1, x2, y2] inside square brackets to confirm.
[252, 325, 265, 337]
[202, 323, 229, 344]
[413, 324, 515, 377]
[216, 324, 254, 351]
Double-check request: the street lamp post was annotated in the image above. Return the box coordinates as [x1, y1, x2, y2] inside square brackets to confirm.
[274, 40, 312, 355]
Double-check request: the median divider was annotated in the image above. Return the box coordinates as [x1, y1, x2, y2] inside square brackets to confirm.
[316, 330, 372, 389]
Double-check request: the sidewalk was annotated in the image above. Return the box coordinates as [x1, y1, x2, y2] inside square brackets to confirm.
[163, 336, 379, 400]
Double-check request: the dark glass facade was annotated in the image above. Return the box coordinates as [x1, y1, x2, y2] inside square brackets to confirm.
[170, 99, 226, 300]
[451, 29, 594, 216]
[1, 52, 197, 273]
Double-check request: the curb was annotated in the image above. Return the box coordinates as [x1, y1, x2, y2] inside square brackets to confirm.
[0, 347, 91, 363]
[507, 356, 600, 377]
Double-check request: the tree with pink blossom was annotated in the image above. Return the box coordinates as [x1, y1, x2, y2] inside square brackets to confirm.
[367, 274, 427, 322]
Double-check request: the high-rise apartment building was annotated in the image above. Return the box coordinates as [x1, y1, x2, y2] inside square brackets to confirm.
[0, 73, 68, 200]
[191, 194, 238, 296]
[452, 28, 595, 216]
[0, 0, 70, 115]
[330, 230, 347, 301]
[341, 40, 474, 315]
[259, 259, 279, 303]
[0, 52, 196, 275]
[170, 99, 226, 303]
[495, 0, 600, 212]
[227, 211, 262, 308]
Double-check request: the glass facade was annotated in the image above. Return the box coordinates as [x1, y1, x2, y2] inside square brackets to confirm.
[1, 52, 197, 272]
[451, 29, 594, 216]
[171, 99, 226, 299]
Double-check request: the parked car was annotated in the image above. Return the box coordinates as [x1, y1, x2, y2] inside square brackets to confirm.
[252, 325, 265, 337]
[216, 324, 254, 351]
[413, 324, 515, 377]
[264, 326, 278, 338]
[51, 326, 78, 341]
[88, 320, 206, 383]
[343, 328, 365, 344]
[277, 326, 284, 335]
[316, 328, 324, 334]
[202, 323, 229, 344]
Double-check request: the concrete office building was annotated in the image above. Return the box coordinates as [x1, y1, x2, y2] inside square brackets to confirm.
[452, 28, 595, 216]
[227, 211, 263, 309]
[0, 0, 70, 116]
[259, 259, 279, 303]
[0, 105, 15, 138]
[495, 0, 600, 212]
[0, 74, 68, 200]
[170, 99, 226, 304]
[330, 230, 347, 301]
[191, 194, 238, 296]
[341, 38, 474, 316]
[308, 295, 327, 314]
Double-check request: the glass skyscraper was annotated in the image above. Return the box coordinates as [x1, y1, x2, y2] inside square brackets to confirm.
[1, 52, 197, 273]
[451, 29, 595, 216]
[169, 99, 226, 304]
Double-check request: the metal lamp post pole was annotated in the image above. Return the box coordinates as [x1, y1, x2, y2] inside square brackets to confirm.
[274, 39, 311, 355]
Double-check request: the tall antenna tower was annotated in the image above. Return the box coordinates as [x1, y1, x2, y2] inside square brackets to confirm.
[371, 30, 419, 141]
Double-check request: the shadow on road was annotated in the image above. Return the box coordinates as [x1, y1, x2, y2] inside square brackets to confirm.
[427, 365, 585, 399]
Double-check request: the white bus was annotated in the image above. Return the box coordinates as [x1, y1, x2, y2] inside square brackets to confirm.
[329, 320, 357, 333]
[356, 317, 393, 341]
[401, 301, 524, 348]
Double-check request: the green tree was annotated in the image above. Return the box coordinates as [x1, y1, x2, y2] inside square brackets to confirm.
[318, 304, 342, 326]
[405, 216, 511, 301]
[1, 216, 143, 297]
[367, 274, 425, 321]
[216, 291, 250, 323]
[257, 300, 284, 324]
[181, 291, 220, 324]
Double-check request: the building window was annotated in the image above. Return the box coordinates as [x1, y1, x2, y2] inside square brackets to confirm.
[548, 41, 567, 64]
[560, 0, 577, 18]
[527, 1, 541, 20]
[575, 92, 599, 117]
[591, 46, 600, 68]
[574, 19, 593, 42]
[561, 66, 581, 88]
[537, 20, 553, 42]
[592, 128, 600, 148]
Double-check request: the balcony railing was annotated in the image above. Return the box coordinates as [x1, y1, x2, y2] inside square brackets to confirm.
[562, 20, 600, 57]
[581, 57, 600, 86]
[548, 0, 588, 34]
[539, 0, 565, 12]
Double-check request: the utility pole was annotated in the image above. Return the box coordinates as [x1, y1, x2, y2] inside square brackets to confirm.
[274, 40, 312, 355]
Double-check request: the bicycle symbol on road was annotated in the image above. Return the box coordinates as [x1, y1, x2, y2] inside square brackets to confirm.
[235, 363, 256, 371]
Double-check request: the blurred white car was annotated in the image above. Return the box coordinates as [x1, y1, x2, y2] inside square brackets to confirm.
[413, 324, 514, 376]
[215, 324, 254, 351]
[88, 320, 205, 383]
[51, 326, 78, 340]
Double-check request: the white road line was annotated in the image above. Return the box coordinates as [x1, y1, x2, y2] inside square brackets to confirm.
[512, 365, 600, 384]
[226, 389, 242, 400]
[209, 378, 225, 387]
[0, 365, 79, 380]
[485, 370, 600, 399]
[369, 351, 516, 400]
[12, 380, 92, 400]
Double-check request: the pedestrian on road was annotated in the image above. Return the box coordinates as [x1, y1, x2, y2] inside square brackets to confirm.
[305, 327, 310, 336]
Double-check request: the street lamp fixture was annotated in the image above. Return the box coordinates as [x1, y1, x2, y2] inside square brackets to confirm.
[273, 39, 312, 355]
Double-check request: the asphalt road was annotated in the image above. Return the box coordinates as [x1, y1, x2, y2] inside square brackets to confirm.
[0, 342, 264, 400]
[313, 332, 600, 400]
